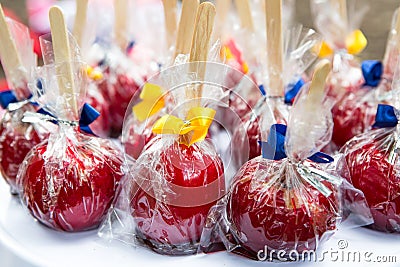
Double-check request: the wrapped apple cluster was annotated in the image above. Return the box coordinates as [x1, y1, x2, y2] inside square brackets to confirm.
[96, 47, 144, 136]
[121, 0, 226, 161]
[0, 15, 53, 193]
[100, 80, 226, 255]
[341, 101, 400, 232]
[311, 0, 386, 150]
[218, 0, 296, 131]
[99, 3, 231, 255]
[69, 0, 153, 138]
[16, 10, 124, 232]
[231, 23, 322, 170]
[3, 0, 400, 263]
[200, 61, 372, 261]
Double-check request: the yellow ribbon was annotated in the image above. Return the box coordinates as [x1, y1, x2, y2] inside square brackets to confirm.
[318, 29, 367, 58]
[223, 46, 249, 74]
[152, 107, 216, 147]
[132, 83, 165, 122]
[85, 65, 103, 81]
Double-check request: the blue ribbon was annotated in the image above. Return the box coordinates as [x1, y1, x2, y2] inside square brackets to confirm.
[258, 124, 334, 163]
[126, 40, 136, 54]
[361, 60, 383, 87]
[0, 90, 37, 110]
[79, 103, 100, 135]
[37, 103, 100, 135]
[0, 90, 18, 109]
[258, 78, 305, 103]
[36, 78, 45, 96]
[258, 84, 266, 96]
[284, 78, 305, 104]
[372, 104, 398, 128]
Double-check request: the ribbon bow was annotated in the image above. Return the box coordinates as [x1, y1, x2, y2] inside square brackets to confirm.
[152, 107, 216, 147]
[0, 90, 18, 109]
[23, 103, 100, 135]
[361, 60, 383, 87]
[133, 83, 165, 122]
[85, 65, 103, 81]
[319, 29, 367, 58]
[224, 39, 249, 74]
[257, 78, 305, 104]
[372, 104, 398, 128]
[258, 124, 334, 163]
[259, 124, 340, 197]
[284, 78, 305, 104]
[0, 90, 36, 111]
[126, 40, 136, 54]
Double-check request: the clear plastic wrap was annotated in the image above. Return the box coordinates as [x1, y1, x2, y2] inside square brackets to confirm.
[85, 79, 112, 137]
[311, 0, 376, 150]
[72, 3, 113, 138]
[16, 33, 124, 232]
[329, 14, 398, 150]
[231, 25, 321, 170]
[220, 0, 297, 131]
[200, 72, 373, 261]
[43, 33, 113, 137]
[96, 46, 145, 137]
[218, 0, 266, 132]
[100, 61, 229, 255]
[340, 66, 400, 232]
[1, 17, 37, 97]
[222, 0, 296, 78]
[79, 1, 147, 137]
[127, 0, 171, 70]
[0, 17, 52, 193]
[341, 126, 400, 232]
[382, 8, 400, 83]
[122, 45, 225, 160]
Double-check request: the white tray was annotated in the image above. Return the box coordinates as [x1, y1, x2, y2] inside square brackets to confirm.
[1, 177, 399, 267]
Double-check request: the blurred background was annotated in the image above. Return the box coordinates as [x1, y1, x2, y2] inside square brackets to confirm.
[1, 0, 400, 80]
[0, 0, 399, 266]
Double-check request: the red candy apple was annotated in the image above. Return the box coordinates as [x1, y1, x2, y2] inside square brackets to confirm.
[331, 89, 376, 148]
[98, 68, 141, 136]
[228, 158, 339, 258]
[231, 101, 288, 169]
[231, 112, 261, 169]
[123, 119, 155, 160]
[0, 107, 47, 193]
[221, 77, 259, 132]
[85, 84, 111, 137]
[18, 129, 123, 232]
[345, 133, 400, 232]
[130, 140, 225, 255]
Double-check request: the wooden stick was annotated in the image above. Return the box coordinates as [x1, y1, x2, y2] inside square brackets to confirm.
[295, 60, 330, 159]
[234, 0, 254, 32]
[0, 4, 26, 85]
[174, 0, 199, 58]
[189, 2, 215, 78]
[265, 0, 283, 97]
[307, 59, 331, 109]
[186, 2, 215, 105]
[162, 0, 178, 49]
[114, 0, 128, 50]
[395, 7, 400, 35]
[214, 0, 231, 40]
[72, 0, 88, 47]
[337, 0, 347, 28]
[383, 7, 400, 68]
[49, 6, 78, 118]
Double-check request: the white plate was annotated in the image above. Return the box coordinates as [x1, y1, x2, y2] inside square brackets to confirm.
[1, 177, 400, 267]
